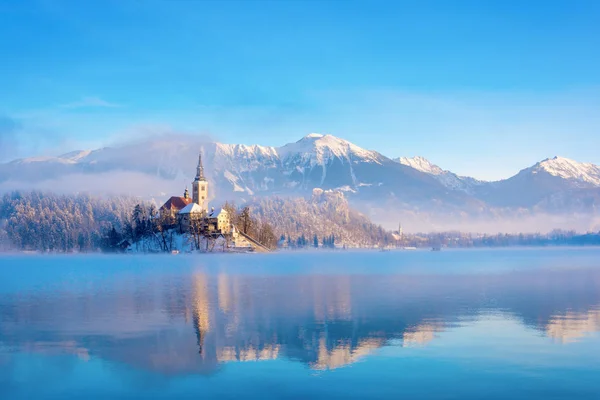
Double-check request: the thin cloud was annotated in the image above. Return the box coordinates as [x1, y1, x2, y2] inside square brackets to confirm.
[0, 115, 22, 162]
[0, 114, 70, 163]
[60, 96, 122, 109]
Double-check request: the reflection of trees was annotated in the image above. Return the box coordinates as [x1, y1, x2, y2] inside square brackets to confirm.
[1, 267, 600, 375]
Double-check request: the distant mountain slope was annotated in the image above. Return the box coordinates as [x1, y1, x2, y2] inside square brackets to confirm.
[394, 156, 484, 194]
[476, 156, 600, 209]
[395, 156, 444, 175]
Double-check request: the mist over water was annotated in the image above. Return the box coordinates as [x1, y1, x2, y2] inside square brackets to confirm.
[371, 207, 600, 233]
[1, 249, 600, 399]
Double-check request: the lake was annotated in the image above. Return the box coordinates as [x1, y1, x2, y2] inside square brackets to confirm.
[1, 248, 600, 399]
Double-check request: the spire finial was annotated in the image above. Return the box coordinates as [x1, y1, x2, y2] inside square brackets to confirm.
[196, 151, 205, 181]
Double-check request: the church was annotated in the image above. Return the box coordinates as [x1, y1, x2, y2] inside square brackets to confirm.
[159, 153, 268, 252]
[160, 153, 230, 234]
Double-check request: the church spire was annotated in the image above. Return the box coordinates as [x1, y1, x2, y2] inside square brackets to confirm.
[192, 150, 209, 209]
[195, 152, 206, 181]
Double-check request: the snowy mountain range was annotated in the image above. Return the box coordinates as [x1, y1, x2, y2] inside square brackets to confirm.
[1, 133, 599, 231]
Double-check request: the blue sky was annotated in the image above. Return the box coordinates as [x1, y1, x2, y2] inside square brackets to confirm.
[0, 0, 599, 179]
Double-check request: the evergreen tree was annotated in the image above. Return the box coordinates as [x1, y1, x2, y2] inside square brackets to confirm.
[0, 191, 137, 252]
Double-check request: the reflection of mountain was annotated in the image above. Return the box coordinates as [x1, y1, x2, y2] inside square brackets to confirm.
[1, 265, 600, 375]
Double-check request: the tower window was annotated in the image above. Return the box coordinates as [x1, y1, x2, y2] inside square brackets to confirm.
[201, 186, 205, 191]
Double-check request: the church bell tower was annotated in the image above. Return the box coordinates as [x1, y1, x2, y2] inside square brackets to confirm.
[192, 152, 209, 211]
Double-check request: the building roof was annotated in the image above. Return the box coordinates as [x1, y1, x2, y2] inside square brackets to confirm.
[161, 196, 192, 211]
[179, 203, 205, 214]
[208, 208, 227, 217]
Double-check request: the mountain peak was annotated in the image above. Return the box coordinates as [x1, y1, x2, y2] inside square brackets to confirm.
[542, 155, 571, 163]
[303, 133, 324, 140]
[279, 134, 381, 166]
[533, 156, 600, 186]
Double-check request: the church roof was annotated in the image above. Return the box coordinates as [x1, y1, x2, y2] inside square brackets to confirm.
[179, 203, 205, 214]
[161, 196, 192, 211]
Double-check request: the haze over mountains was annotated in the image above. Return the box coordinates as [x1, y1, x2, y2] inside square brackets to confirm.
[1, 133, 599, 232]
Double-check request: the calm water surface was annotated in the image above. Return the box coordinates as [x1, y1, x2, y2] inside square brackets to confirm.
[1, 248, 600, 399]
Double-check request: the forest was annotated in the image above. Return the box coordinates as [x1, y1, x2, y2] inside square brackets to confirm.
[249, 189, 395, 248]
[1, 190, 599, 253]
[0, 191, 135, 252]
[0, 191, 377, 252]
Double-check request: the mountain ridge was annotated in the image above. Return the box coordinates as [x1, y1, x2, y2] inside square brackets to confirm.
[8, 134, 598, 183]
[394, 156, 485, 194]
[1, 133, 599, 232]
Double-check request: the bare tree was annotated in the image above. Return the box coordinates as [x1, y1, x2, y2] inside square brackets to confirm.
[155, 213, 175, 252]
[187, 212, 206, 250]
[257, 221, 278, 250]
[240, 206, 253, 234]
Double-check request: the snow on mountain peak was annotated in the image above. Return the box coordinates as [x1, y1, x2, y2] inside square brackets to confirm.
[214, 142, 279, 174]
[534, 156, 600, 186]
[304, 133, 324, 139]
[279, 133, 381, 166]
[58, 150, 93, 162]
[16, 150, 93, 165]
[396, 156, 444, 175]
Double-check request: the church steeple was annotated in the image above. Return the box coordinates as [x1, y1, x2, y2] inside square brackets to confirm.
[192, 151, 209, 210]
[195, 153, 206, 181]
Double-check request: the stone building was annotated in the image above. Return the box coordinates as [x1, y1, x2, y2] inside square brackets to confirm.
[178, 205, 231, 235]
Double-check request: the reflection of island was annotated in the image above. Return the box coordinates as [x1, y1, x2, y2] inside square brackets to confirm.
[1, 266, 600, 374]
[546, 309, 600, 343]
[402, 323, 446, 347]
[312, 337, 384, 370]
